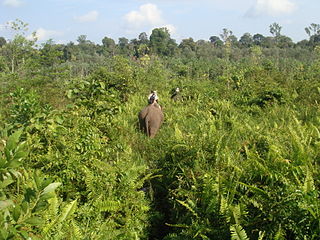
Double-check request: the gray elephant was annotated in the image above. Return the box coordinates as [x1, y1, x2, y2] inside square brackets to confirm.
[138, 103, 164, 138]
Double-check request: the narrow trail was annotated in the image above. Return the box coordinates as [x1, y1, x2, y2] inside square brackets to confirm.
[112, 90, 186, 239]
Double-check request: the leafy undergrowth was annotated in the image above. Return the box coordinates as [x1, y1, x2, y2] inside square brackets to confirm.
[1, 56, 320, 239]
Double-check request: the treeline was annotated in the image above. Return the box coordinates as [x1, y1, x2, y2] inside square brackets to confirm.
[1, 21, 320, 75]
[1, 20, 319, 107]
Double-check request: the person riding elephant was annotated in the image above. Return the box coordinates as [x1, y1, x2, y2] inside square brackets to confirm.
[138, 91, 164, 138]
[171, 87, 182, 101]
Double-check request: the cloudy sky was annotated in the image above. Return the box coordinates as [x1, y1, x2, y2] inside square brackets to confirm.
[1, 0, 319, 44]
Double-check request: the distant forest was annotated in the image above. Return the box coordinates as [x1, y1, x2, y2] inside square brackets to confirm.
[0, 21, 320, 69]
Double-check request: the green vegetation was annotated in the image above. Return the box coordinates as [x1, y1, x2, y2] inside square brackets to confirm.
[0, 20, 320, 239]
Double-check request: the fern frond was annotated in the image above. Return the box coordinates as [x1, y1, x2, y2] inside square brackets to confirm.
[303, 168, 315, 193]
[219, 195, 228, 216]
[230, 204, 241, 225]
[274, 225, 285, 240]
[96, 200, 121, 212]
[176, 199, 198, 217]
[58, 199, 77, 223]
[230, 224, 249, 240]
[237, 182, 269, 199]
[69, 220, 83, 239]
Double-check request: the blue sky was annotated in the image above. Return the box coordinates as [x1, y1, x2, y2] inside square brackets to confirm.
[1, 0, 319, 44]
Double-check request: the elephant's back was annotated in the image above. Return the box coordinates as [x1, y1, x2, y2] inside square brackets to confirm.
[138, 105, 150, 119]
[146, 105, 163, 123]
[138, 104, 163, 121]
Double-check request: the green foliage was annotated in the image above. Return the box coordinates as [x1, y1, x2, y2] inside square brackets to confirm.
[1, 25, 320, 239]
[8, 88, 50, 129]
[230, 225, 249, 240]
[150, 27, 177, 56]
[0, 129, 74, 240]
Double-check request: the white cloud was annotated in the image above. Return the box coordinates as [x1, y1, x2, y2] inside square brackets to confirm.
[162, 24, 177, 35]
[0, 24, 6, 30]
[125, 3, 164, 29]
[74, 10, 99, 23]
[29, 28, 63, 41]
[124, 3, 177, 38]
[246, 0, 297, 17]
[3, 0, 23, 7]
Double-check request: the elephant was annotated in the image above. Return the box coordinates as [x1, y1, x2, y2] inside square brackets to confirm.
[138, 103, 164, 138]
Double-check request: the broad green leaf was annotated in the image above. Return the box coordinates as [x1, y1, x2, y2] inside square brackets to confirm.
[6, 159, 22, 168]
[41, 182, 61, 195]
[33, 173, 42, 190]
[0, 178, 14, 189]
[21, 201, 28, 213]
[0, 229, 8, 239]
[12, 205, 21, 222]
[0, 156, 6, 168]
[9, 169, 22, 178]
[99, 81, 105, 89]
[34, 200, 48, 212]
[6, 129, 23, 151]
[13, 150, 28, 161]
[19, 230, 30, 239]
[4, 148, 11, 161]
[67, 90, 73, 99]
[55, 116, 63, 124]
[40, 192, 56, 201]
[25, 216, 45, 226]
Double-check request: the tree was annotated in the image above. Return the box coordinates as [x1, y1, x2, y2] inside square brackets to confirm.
[253, 34, 265, 46]
[220, 28, 233, 43]
[149, 27, 177, 56]
[239, 33, 253, 48]
[296, 39, 309, 48]
[228, 34, 238, 47]
[179, 38, 196, 58]
[39, 40, 63, 68]
[62, 41, 74, 61]
[138, 32, 149, 44]
[304, 23, 320, 47]
[305, 23, 320, 38]
[118, 37, 132, 56]
[209, 36, 223, 47]
[310, 35, 320, 47]
[269, 22, 282, 37]
[0, 37, 6, 48]
[77, 35, 90, 45]
[76, 35, 97, 56]
[179, 38, 196, 51]
[118, 37, 129, 48]
[102, 36, 115, 48]
[277, 35, 294, 48]
[102, 36, 116, 56]
[261, 36, 274, 48]
[2, 19, 36, 73]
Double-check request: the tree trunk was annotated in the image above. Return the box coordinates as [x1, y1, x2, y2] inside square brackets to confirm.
[11, 56, 15, 73]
